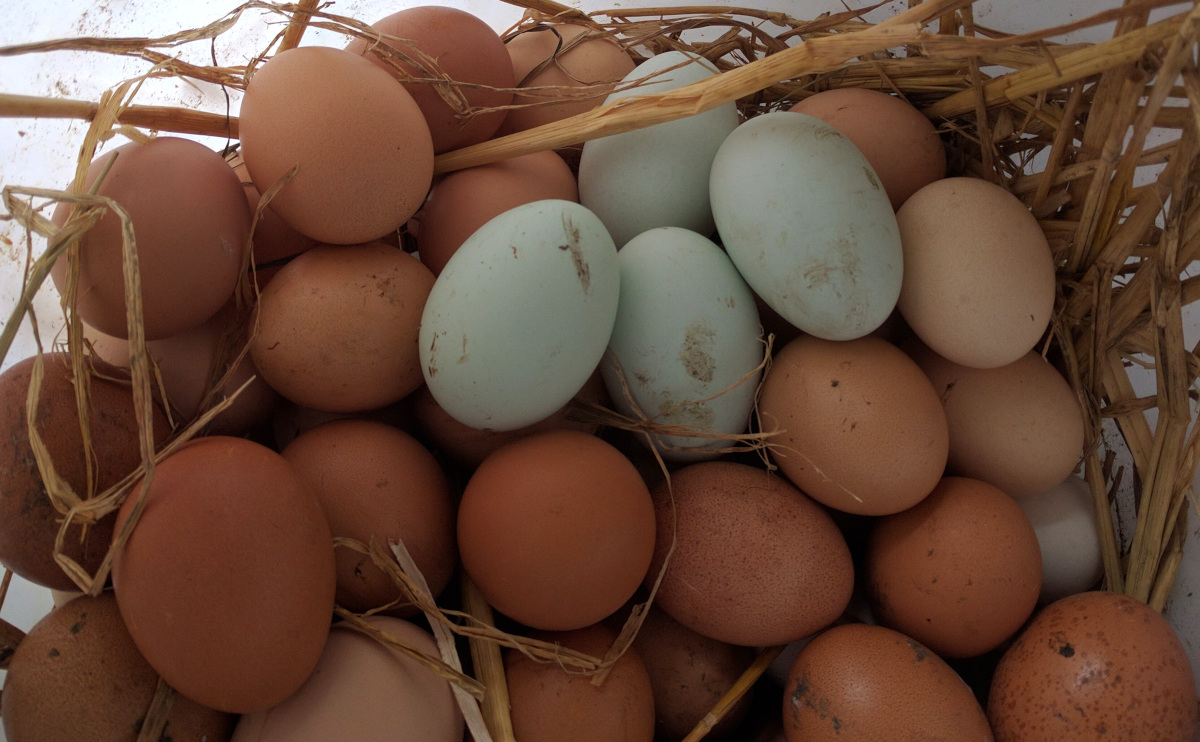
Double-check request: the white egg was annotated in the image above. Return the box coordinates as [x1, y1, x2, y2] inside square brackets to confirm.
[418, 200, 620, 431]
[578, 51, 740, 248]
[709, 111, 902, 340]
[1018, 474, 1105, 604]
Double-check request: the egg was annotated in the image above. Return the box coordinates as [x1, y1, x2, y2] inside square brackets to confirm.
[896, 177, 1056, 369]
[757, 335, 949, 516]
[229, 153, 318, 288]
[989, 591, 1199, 741]
[1018, 475, 1105, 604]
[782, 623, 992, 741]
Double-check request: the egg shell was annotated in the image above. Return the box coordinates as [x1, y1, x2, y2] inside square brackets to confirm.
[782, 623, 992, 742]
[602, 227, 762, 461]
[112, 436, 336, 713]
[232, 616, 463, 742]
[1017, 475, 1105, 604]
[578, 52, 739, 248]
[645, 461, 854, 647]
[229, 154, 318, 288]
[988, 591, 1199, 742]
[758, 335, 949, 516]
[238, 46, 434, 245]
[896, 177, 1056, 369]
[866, 476, 1043, 659]
[457, 430, 655, 631]
[419, 199, 619, 431]
[710, 111, 903, 340]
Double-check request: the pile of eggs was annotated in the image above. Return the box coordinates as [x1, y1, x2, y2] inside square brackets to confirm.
[1, 5, 1198, 742]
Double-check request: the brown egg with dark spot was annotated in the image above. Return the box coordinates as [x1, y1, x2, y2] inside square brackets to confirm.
[0, 353, 169, 591]
[783, 623, 992, 741]
[1, 593, 236, 742]
[645, 461, 854, 647]
[989, 591, 1198, 741]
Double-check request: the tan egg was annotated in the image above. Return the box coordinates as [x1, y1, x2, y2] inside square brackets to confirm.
[909, 343, 1085, 498]
[500, 24, 635, 134]
[989, 591, 1198, 742]
[250, 242, 434, 413]
[506, 623, 655, 742]
[896, 177, 1056, 369]
[645, 461, 854, 647]
[866, 476, 1042, 658]
[758, 335, 949, 516]
[417, 150, 578, 275]
[346, 6, 513, 153]
[783, 623, 992, 741]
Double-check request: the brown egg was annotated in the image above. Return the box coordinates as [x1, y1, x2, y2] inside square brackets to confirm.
[506, 623, 655, 742]
[270, 396, 417, 451]
[909, 344, 1085, 498]
[239, 46, 433, 245]
[788, 88, 946, 210]
[457, 430, 655, 630]
[1, 593, 236, 742]
[896, 177, 1056, 369]
[866, 476, 1042, 658]
[0, 353, 169, 591]
[645, 461, 853, 647]
[112, 436, 336, 713]
[229, 154, 318, 288]
[346, 6, 513, 153]
[281, 419, 456, 614]
[758, 335, 949, 516]
[232, 616, 463, 742]
[417, 150, 578, 275]
[783, 623, 992, 741]
[500, 24, 636, 134]
[250, 242, 434, 413]
[50, 137, 251, 340]
[989, 591, 1198, 741]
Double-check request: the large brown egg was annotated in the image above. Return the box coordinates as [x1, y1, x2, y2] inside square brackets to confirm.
[645, 461, 853, 647]
[758, 335, 949, 516]
[783, 623, 992, 741]
[50, 137, 251, 340]
[239, 46, 433, 245]
[0, 353, 169, 591]
[1, 593, 236, 742]
[112, 436, 336, 713]
[346, 6, 513, 153]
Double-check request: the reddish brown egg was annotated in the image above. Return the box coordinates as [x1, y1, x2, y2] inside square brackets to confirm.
[989, 591, 1198, 741]
[457, 430, 655, 630]
[112, 436, 336, 713]
[866, 476, 1042, 658]
[783, 623, 992, 741]
[645, 461, 853, 647]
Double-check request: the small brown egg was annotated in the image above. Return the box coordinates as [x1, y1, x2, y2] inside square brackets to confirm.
[896, 177, 1056, 369]
[788, 88, 946, 210]
[112, 436, 336, 713]
[500, 24, 636, 134]
[238, 46, 434, 245]
[645, 461, 853, 647]
[506, 623, 655, 742]
[417, 150, 578, 275]
[909, 344, 1085, 498]
[0, 353, 169, 591]
[50, 137, 251, 340]
[229, 154, 318, 288]
[989, 591, 1198, 741]
[457, 430, 655, 631]
[783, 623, 992, 741]
[758, 335, 949, 516]
[249, 242, 434, 413]
[1, 593, 236, 742]
[346, 6, 513, 153]
[866, 476, 1042, 658]
[281, 419, 456, 614]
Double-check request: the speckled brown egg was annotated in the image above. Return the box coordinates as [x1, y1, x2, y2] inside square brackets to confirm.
[867, 476, 1042, 658]
[783, 623, 992, 741]
[1, 593, 236, 742]
[645, 461, 854, 647]
[989, 591, 1198, 741]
